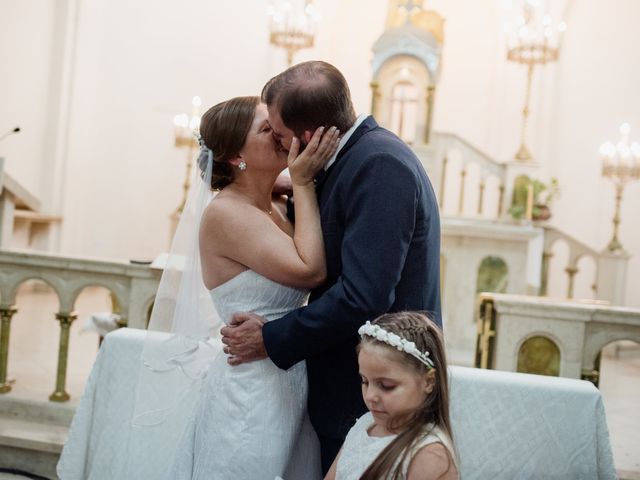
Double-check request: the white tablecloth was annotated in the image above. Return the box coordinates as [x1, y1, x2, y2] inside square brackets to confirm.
[57, 328, 617, 479]
[449, 365, 616, 479]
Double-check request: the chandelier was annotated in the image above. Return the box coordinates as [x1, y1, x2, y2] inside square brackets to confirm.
[267, 0, 320, 66]
[502, 0, 567, 161]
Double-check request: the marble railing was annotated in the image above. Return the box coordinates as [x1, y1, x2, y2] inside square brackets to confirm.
[0, 250, 160, 401]
[541, 226, 629, 305]
[431, 132, 507, 218]
[475, 293, 640, 386]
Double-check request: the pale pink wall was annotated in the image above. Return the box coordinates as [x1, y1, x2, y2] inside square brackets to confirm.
[2, 0, 639, 306]
[0, 0, 57, 195]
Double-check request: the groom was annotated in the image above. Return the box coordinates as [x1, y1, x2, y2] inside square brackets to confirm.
[221, 61, 441, 473]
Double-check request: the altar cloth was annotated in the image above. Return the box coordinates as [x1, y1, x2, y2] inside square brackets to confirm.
[57, 328, 617, 479]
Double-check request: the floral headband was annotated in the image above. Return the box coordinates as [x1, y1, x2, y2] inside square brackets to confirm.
[358, 321, 435, 369]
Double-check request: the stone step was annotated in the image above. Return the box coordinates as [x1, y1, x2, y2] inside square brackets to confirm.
[0, 417, 67, 454]
[0, 472, 41, 479]
[0, 397, 74, 480]
[0, 397, 75, 427]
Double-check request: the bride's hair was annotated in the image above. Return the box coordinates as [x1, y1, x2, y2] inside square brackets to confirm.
[358, 312, 455, 480]
[198, 96, 260, 190]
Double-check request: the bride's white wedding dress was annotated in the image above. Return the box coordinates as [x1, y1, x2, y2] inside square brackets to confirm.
[167, 269, 322, 480]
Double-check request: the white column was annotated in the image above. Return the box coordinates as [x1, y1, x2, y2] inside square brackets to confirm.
[0, 193, 15, 250]
[0, 158, 15, 250]
[41, 0, 82, 253]
[596, 249, 630, 306]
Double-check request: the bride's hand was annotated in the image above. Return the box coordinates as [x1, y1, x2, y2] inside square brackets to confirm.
[288, 126, 340, 187]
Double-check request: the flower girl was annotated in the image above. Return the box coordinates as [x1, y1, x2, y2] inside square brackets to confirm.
[325, 312, 458, 480]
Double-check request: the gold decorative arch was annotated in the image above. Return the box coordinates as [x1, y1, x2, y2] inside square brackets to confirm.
[385, 0, 445, 43]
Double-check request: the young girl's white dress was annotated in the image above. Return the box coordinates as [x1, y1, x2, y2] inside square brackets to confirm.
[336, 412, 456, 479]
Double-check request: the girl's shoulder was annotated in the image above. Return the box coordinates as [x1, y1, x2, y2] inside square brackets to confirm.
[406, 442, 458, 480]
[404, 426, 458, 480]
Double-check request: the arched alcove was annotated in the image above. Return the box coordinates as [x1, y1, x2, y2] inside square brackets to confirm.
[517, 335, 561, 377]
[10, 279, 61, 397]
[389, 80, 419, 144]
[546, 238, 570, 298]
[574, 254, 597, 300]
[476, 256, 508, 295]
[8, 275, 64, 307]
[598, 338, 640, 468]
[68, 285, 116, 397]
[373, 55, 432, 144]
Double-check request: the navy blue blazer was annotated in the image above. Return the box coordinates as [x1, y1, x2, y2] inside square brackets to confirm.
[262, 116, 441, 441]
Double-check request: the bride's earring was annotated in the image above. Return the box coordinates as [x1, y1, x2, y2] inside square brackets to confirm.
[238, 161, 247, 171]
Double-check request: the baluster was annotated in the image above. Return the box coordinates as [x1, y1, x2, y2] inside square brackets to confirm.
[475, 297, 496, 370]
[369, 81, 380, 119]
[539, 251, 553, 296]
[478, 180, 486, 215]
[565, 265, 578, 299]
[50, 311, 78, 402]
[0, 306, 18, 393]
[424, 85, 436, 144]
[439, 156, 448, 207]
[458, 167, 467, 215]
[497, 183, 505, 218]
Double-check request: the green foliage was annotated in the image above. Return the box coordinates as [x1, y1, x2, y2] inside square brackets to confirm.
[508, 176, 560, 220]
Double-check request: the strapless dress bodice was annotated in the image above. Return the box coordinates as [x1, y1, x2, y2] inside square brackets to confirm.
[167, 269, 320, 479]
[210, 269, 309, 324]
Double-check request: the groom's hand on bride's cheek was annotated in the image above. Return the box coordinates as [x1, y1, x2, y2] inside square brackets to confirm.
[221, 312, 268, 366]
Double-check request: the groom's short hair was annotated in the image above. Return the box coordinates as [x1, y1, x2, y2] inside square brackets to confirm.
[261, 61, 356, 137]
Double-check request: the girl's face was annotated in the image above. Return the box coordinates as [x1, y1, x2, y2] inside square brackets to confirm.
[358, 343, 435, 434]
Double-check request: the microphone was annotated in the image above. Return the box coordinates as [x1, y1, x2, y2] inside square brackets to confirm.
[0, 127, 21, 143]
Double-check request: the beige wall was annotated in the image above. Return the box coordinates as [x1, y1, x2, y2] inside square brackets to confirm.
[1, 0, 639, 306]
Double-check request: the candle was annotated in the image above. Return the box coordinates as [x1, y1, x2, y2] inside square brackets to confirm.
[526, 183, 534, 220]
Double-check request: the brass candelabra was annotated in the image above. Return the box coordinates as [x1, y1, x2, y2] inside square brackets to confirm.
[503, 2, 566, 161]
[600, 123, 640, 252]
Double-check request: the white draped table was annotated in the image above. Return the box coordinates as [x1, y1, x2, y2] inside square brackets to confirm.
[57, 328, 617, 479]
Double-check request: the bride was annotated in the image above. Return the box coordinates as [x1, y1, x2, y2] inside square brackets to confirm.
[152, 96, 339, 479]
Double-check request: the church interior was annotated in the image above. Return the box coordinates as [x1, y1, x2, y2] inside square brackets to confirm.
[0, 0, 639, 478]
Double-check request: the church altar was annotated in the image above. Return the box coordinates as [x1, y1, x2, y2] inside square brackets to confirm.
[57, 328, 616, 479]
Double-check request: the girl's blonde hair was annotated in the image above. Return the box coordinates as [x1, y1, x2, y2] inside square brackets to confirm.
[358, 311, 454, 480]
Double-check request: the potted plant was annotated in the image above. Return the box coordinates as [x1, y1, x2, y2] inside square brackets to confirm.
[508, 177, 560, 221]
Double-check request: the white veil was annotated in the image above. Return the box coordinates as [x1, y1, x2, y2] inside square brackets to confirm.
[132, 135, 222, 427]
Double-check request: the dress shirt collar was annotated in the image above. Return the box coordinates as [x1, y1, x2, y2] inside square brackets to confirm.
[324, 114, 367, 171]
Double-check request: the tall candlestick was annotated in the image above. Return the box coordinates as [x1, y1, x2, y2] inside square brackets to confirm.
[525, 183, 534, 221]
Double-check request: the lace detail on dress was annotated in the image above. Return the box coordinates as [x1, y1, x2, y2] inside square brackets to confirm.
[167, 270, 321, 480]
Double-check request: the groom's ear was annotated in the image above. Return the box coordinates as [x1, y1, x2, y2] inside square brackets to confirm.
[303, 130, 313, 145]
